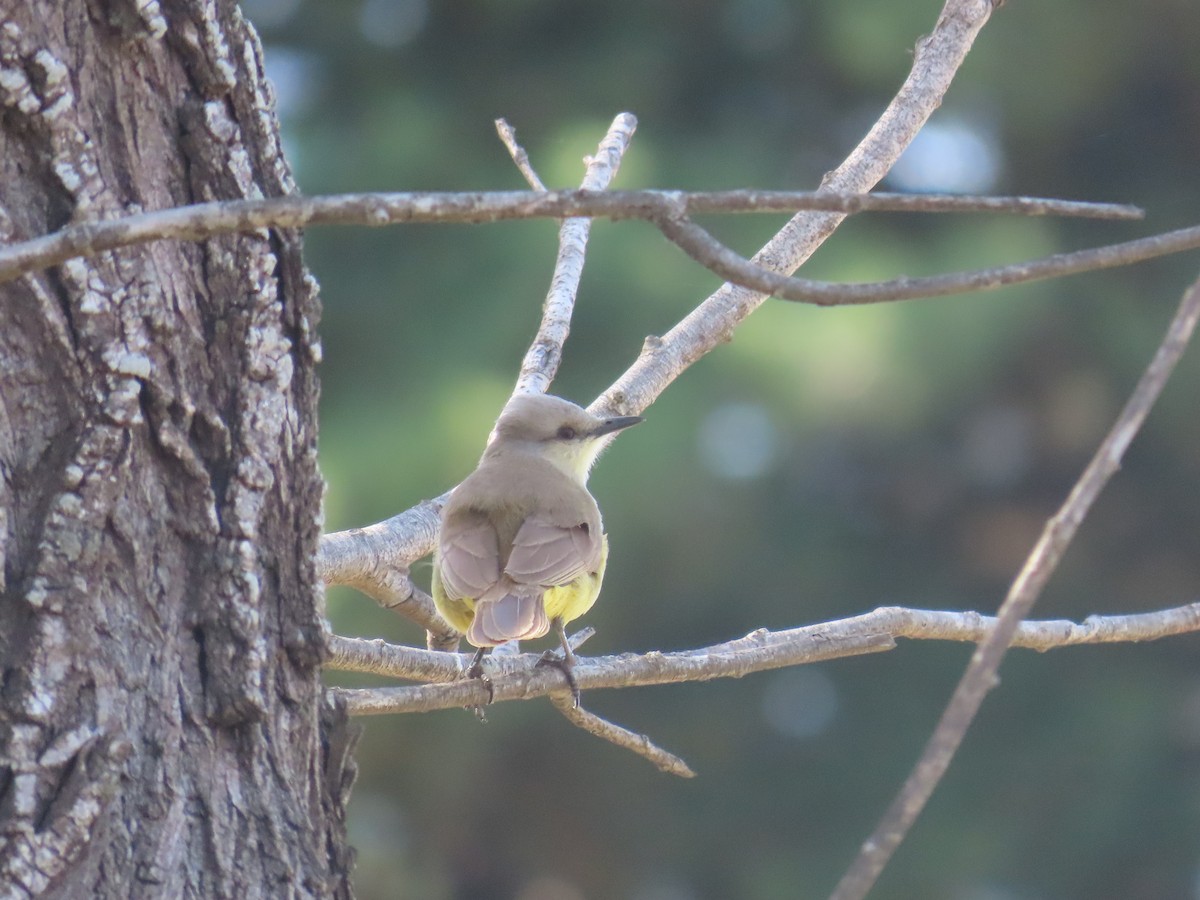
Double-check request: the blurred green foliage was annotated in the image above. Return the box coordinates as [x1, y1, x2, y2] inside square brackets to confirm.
[248, 0, 1200, 897]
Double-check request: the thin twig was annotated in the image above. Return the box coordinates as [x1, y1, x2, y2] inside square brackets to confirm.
[655, 214, 1200, 306]
[0, 189, 1139, 288]
[565, 626, 596, 652]
[549, 694, 696, 778]
[325, 601, 1200, 681]
[495, 119, 548, 191]
[831, 273, 1200, 900]
[513, 113, 638, 397]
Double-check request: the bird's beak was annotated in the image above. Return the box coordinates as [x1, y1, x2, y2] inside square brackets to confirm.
[591, 415, 644, 438]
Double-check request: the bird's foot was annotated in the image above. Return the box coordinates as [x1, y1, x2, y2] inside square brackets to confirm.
[463, 647, 493, 720]
[537, 643, 580, 708]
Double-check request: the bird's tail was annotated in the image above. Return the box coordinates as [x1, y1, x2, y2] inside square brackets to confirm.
[467, 592, 550, 646]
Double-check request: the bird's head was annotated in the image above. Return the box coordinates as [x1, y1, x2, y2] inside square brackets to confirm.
[485, 394, 643, 482]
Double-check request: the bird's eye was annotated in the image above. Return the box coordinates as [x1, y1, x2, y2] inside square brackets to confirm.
[556, 425, 577, 440]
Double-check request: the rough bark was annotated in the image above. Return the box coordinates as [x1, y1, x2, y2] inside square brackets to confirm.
[0, 1, 355, 897]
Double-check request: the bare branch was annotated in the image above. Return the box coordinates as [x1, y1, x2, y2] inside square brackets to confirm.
[325, 600, 1200, 682]
[495, 118, 547, 191]
[831, 272, 1200, 900]
[871, 602, 1200, 649]
[514, 113, 638, 396]
[316, 497, 459, 648]
[326, 634, 464, 682]
[550, 694, 697, 778]
[0, 189, 1138, 288]
[317, 497, 442, 586]
[672, 191, 1139, 219]
[326, 598, 1200, 771]
[325, 598, 1200, 775]
[656, 215, 1200, 307]
[325, 630, 696, 776]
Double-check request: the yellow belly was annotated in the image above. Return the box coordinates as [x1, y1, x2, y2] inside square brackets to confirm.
[542, 534, 608, 626]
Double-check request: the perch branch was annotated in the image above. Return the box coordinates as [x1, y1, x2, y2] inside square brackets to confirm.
[330, 628, 897, 714]
[831, 271, 1200, 900]
[326, 601, 1200, 683]
[326, 599, 1200, 772]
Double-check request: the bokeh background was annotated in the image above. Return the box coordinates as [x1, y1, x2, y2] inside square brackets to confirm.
[244, 0, 1200, 897]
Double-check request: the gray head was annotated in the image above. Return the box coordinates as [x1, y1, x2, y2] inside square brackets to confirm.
[485, 394, 643, 480]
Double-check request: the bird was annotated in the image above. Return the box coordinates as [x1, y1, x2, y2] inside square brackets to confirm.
[431, 393, 643, 703]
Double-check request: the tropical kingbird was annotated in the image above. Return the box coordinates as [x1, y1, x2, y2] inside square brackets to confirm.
[431, 393, 642, 700]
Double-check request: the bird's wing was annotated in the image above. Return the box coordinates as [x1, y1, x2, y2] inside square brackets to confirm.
[505, 515, 602, 588]
[437, 511, 501, 601]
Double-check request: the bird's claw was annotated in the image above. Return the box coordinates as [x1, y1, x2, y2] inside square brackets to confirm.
[463, 648, 494, 719]
[536, 650, 581, 708]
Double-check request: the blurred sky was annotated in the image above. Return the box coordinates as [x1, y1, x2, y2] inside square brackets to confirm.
[244, 1, 1200, 897]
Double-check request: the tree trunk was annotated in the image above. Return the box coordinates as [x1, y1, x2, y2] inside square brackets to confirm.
[0, 1, 355, 896]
